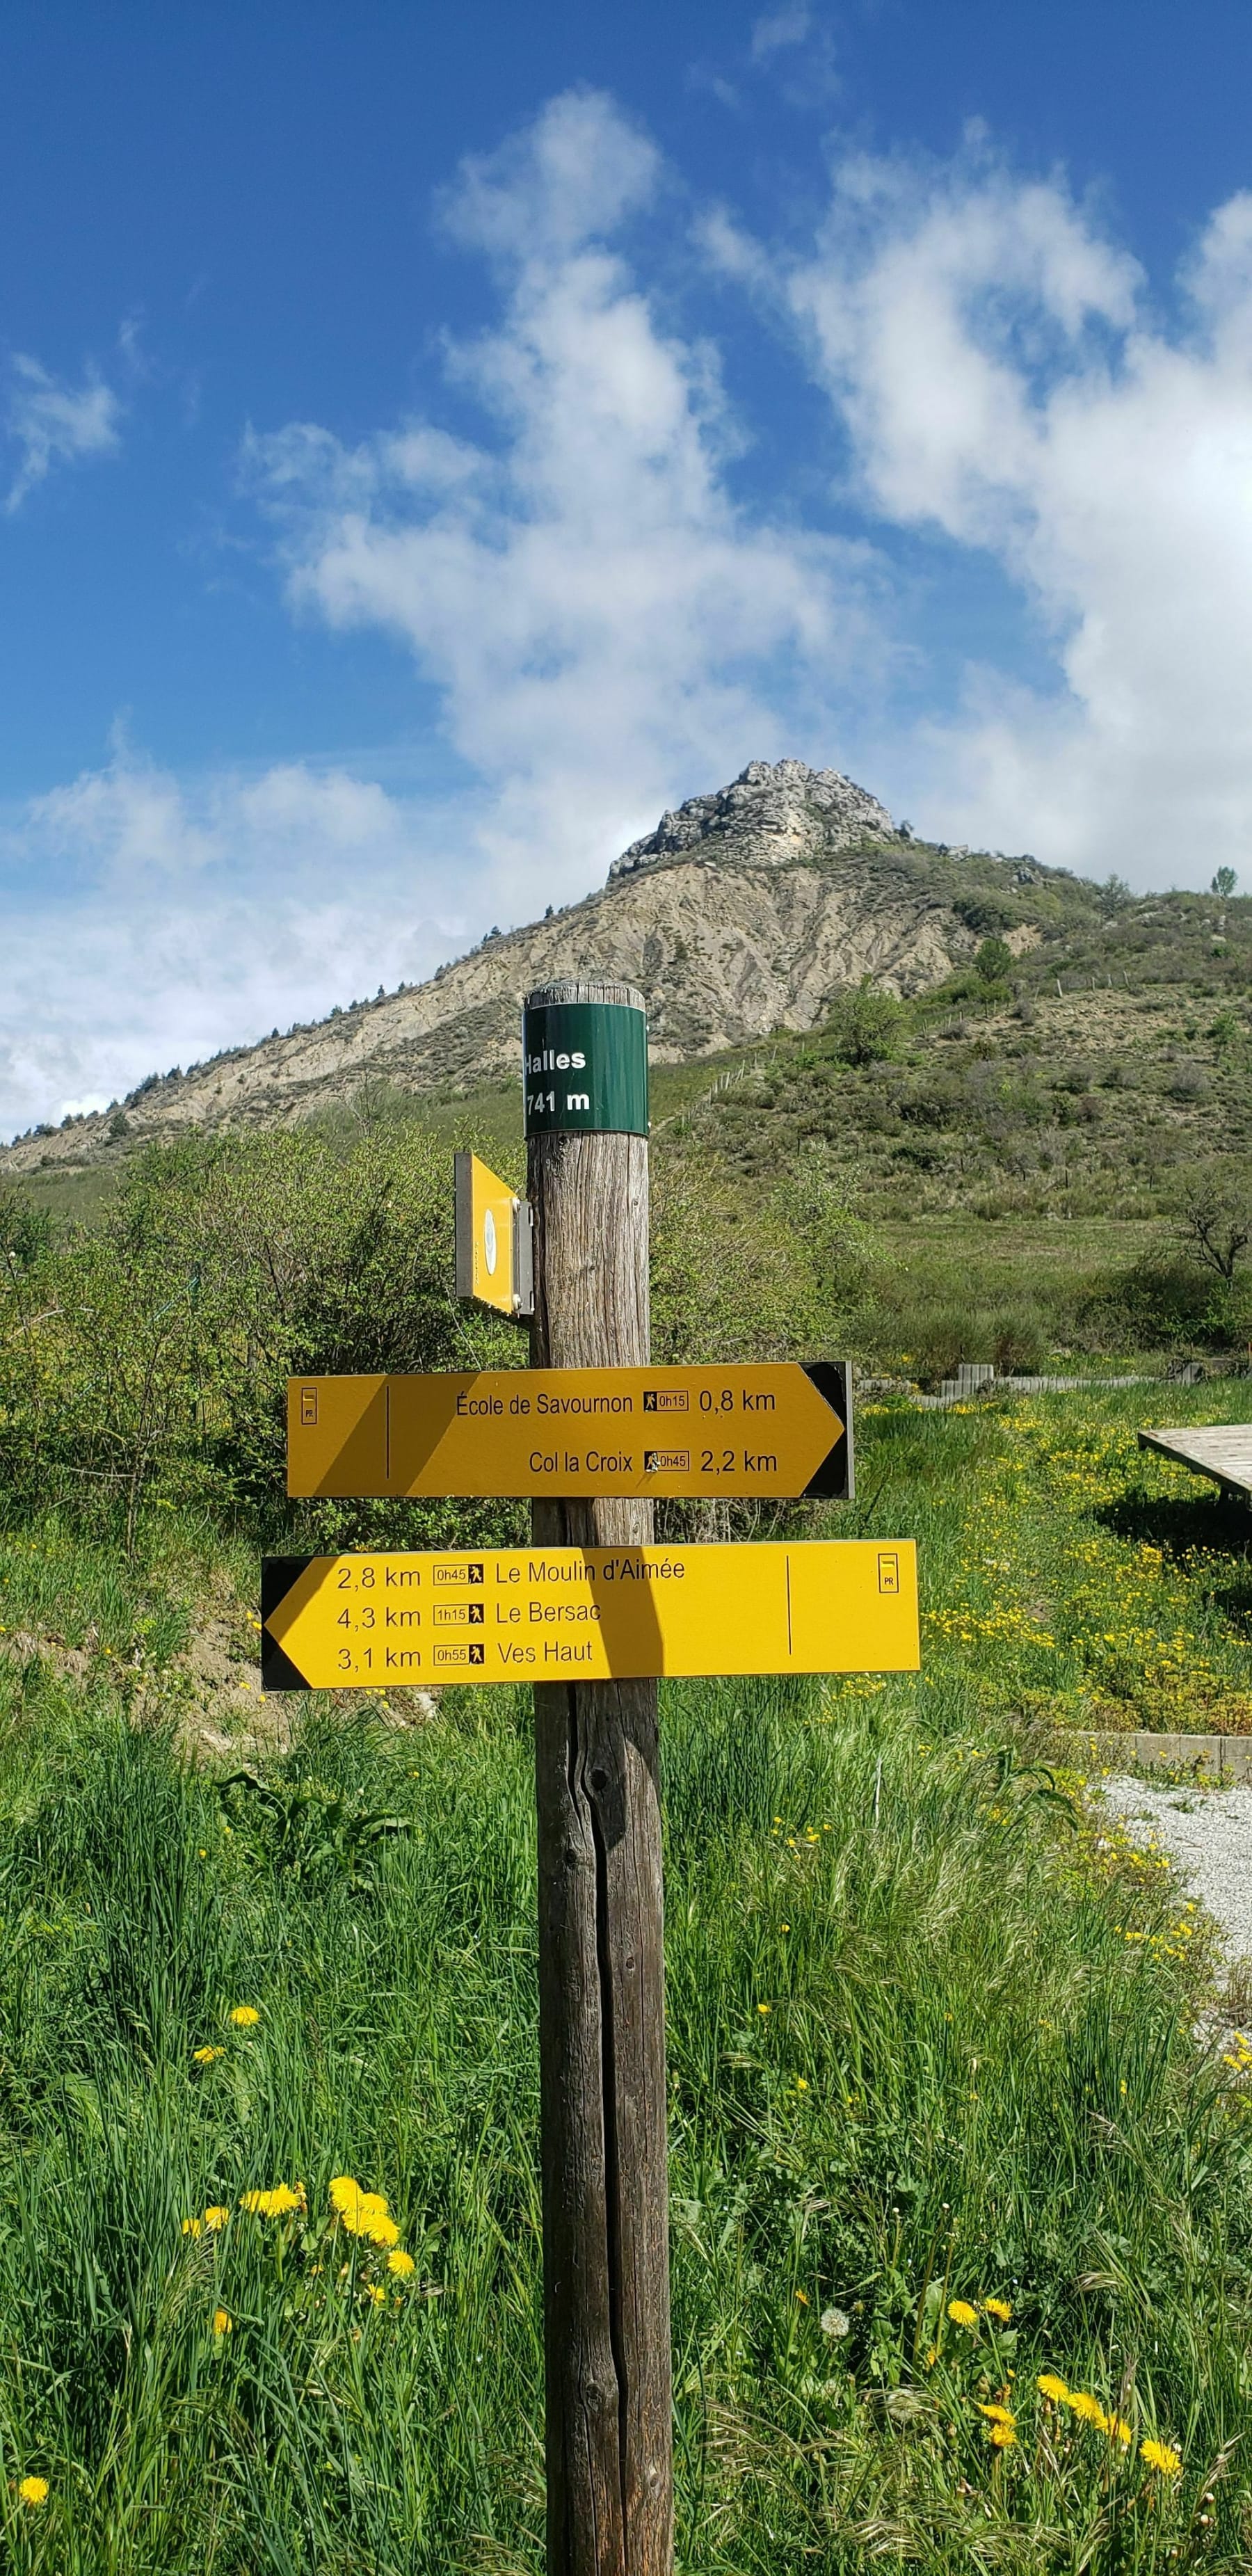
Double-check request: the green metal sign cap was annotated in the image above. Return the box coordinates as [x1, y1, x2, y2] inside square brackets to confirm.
[522, 994, 649, 1137]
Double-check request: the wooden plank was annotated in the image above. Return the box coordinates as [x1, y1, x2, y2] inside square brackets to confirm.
[1138, 1423, 1252, 1497]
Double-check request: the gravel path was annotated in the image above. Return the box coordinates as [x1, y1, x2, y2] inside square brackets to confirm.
[1098, 1776, 1252, 1962]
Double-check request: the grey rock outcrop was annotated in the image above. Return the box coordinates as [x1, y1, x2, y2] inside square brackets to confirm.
[609, 758, 894, 879]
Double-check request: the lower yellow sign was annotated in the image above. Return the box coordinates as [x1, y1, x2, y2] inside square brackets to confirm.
[261, 1540, 919, 1690]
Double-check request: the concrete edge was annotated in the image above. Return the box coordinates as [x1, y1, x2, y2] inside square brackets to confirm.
[1031, 1727, 1252, 1780]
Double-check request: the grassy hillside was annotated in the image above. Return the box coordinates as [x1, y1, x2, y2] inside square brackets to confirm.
[17, 858, 1252, 1385]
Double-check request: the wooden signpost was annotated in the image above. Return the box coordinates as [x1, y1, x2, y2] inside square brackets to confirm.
[284, 1359, 853, 1501]
[264, 976, 921, 2575]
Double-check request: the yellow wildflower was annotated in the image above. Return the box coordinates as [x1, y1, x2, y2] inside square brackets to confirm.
[330, 2177, 400, 2246]
[1141, 2438, 1182, 2478]
[984, 2296, 1012, 2322]
[978, 2403, 1016, 2426]
[1037, 2373, 1069, 2403]
[17, 2476, 49, 2506]
[182, 2216, 202, 2239]
[229, 2006, 260, 2027]
[947, 2298, 978, 2328]
[203, 2205, 230, 2232]
[1064, 2391, 1109, 2428]
[239, 2184, 302, 2218]
[1106, 2415, 1134, 2447]
[989, 2422, 1016, 2449]
[387, 2248, 416, 2278]
[367, 2282, 386, 2304]
[193, 2045, 223, 2065]
[211, 2308, 232, 2336]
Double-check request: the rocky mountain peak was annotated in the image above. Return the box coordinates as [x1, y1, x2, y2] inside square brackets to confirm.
[3, 755, 981, 1175]
[608, 756, 895, 880]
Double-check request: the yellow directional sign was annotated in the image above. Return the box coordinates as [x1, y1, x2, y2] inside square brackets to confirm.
[454, 1151, 533, 1319]
[287, 1361, 852, 1502]
[261, 1539, 917, 1690]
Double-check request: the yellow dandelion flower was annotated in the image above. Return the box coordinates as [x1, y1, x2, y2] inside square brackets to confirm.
[203, 2205, 230, 2232]
[1107, 2415, 1134, 2447]
[239, 2184, 301, 2218]
[211, 2308, 232, 2337]
[330, 2177, 398, 2243]
[984, 2296, 1012, 2322]
[229, 2005, 260, 2027]
[17, 2477, 49, 2506]
[757, 2003, 771, 2015]
[1064, 2391, 1109, 2428]
[367, 2282, 386, 2304]
[978, 2403, 1016, 2426]
[1037, 2373, 1069, 2403]
[947, 2298, 978, 2328]
[193, 2045, 223, 2065]
[989, 2422, 1016, 2448]
[181, 2216, 202, 2239]
[1141, 2438, 1182, 2478]
[387, 2248, 416, 2278]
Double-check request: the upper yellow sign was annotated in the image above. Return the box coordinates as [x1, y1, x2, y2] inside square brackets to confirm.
[454, 1151, 533, 1319]
[262, 1538, 917, 1690]
[287, 1361, 852, 1501]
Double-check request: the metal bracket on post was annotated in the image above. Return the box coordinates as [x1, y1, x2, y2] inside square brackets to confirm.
[511, 1192, 535, 1320]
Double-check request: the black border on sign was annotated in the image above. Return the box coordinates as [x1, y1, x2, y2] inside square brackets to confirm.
[800, 1360, 854, 1502]
[260, 1556, 314, 1692]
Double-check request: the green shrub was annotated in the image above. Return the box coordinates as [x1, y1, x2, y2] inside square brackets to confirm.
[0, 1132, 524, 1548]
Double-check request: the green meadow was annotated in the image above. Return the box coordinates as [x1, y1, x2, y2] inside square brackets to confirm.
[1, 1128, 1252, 2566]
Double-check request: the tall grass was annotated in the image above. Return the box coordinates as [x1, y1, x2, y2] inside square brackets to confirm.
[0, 1641, 1247, 2568]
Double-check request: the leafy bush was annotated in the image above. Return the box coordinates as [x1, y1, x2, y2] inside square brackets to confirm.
[824, 977, 906, 1067]
[1082, 1254, 1223, 1352]
[0, 1133, 523, 1548]
[974, 936, 1014, 986]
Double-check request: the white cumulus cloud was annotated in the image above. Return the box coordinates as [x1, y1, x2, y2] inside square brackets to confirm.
[6, 352, 122, 511]
[244, 90, 888, 925]
[770, 145, 1252, 878]
[0, 748, 475, 1137]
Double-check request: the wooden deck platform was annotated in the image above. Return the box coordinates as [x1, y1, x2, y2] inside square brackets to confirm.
[1138, 1423, 1252, 1501]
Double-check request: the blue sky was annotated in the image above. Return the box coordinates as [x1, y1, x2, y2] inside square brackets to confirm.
[6, 0, 1252, 1133]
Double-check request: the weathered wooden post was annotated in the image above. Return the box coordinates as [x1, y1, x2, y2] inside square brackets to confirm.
[524, 978, 673, 2575]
